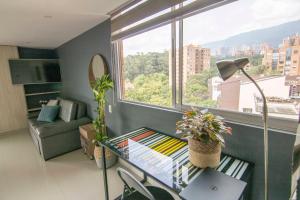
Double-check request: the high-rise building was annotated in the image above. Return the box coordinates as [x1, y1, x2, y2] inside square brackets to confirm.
[262, 47, 279, 72]
[262, 34, 300, 75]
[280, 34, 300, 75]
[169, 44, 211, 86]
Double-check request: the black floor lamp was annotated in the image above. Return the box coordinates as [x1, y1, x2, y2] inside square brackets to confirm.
[216, 58, 269, 200]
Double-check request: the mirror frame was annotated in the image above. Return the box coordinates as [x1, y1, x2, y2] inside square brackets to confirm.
[88, 54, 109, 86]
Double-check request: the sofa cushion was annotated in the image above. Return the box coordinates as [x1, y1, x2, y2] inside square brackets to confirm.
[28, 118, 50, 128]
[59, 98, 87, 119]
[72, 99, 87, 119]
[29, 118, 64, 129]
[59, 99, 77, 122]
[36, 117, 91, 138]
[47, 99, 59, 106]
[37, 106, 60, 122]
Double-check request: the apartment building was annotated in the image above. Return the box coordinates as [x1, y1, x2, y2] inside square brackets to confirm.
[216, 75, 298, 118]
[263, 34, 300, 75]
[169, 44, 211, 86]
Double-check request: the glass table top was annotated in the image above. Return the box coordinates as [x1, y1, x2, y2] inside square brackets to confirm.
[101, 127, 253, 193]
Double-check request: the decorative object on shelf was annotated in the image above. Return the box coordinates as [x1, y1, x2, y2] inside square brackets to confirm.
[90, 54, 117, 168]
[216, 57, 269, 200]
[39, 100, 48, 106]
[176, 109, 232, 168]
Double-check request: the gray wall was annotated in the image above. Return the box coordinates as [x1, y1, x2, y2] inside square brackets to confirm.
[56, 19, 296, 200]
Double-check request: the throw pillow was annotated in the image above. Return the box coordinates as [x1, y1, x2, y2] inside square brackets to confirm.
[37, 106, 60, 122]
[59, 99, 77, 122]
[47, 99, 59, 106]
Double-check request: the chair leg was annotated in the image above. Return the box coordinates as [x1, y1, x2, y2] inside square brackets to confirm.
[121, 185, 133, 200]
[141, 173, 148, 184]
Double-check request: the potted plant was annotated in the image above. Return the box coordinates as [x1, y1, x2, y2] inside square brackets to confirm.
[176, 109, 232, 168]
[92, 74, 117, 168]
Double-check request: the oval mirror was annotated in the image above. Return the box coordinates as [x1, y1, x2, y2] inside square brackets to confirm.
[89, 54, 108, 86]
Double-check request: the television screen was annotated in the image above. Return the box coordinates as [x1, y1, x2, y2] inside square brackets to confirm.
[9, 59, 61, 84]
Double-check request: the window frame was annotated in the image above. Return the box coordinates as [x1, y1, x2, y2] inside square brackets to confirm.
[113, 3, 299, 133]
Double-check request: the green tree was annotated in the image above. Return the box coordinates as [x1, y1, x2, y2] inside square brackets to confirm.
[246, 65, 266, 76]
[125, 73, 172, 107]
[124, 51, 169, 81]
[183, 68, 218, 108]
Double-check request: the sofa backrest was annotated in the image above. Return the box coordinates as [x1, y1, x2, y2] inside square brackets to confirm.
[57, 97, 87, 120]
[71, 99, 87, 119]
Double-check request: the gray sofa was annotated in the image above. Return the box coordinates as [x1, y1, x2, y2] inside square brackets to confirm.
[28, 98, 91, 160]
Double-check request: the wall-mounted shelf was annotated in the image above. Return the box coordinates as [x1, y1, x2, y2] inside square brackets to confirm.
[16, 48, 61, 117]
[24, 82, 62, 115]
[25, 91, 61, 97]
[27, 107, 42, 112]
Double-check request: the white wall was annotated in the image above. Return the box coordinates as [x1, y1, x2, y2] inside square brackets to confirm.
[239, 76, 290, 113]
[0, 46, 27, 133]
[209, 76, 223, 101]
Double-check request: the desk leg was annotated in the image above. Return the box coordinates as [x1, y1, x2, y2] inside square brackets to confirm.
[141, 172, 148, 184]
[102, 146, 109, 200]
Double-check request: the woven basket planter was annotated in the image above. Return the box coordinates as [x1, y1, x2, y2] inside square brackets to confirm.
[94, 146, 117, 169]
[188, 137, 221, 168]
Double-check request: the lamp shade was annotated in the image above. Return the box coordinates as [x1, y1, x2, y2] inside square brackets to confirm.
[216, 58, 249, 81]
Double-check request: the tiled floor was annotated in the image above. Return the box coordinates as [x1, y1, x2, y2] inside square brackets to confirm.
[0, 129, 124, 200]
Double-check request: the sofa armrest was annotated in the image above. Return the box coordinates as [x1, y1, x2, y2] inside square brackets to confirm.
[37, 117, 91, 138]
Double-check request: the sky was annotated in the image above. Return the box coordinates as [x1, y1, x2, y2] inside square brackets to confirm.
[123, 0, 300, 56]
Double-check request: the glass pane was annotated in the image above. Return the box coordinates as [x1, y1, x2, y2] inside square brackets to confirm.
[103, 127, 252, 192]
[182, 0, 300, 120]
[121, 24, 172, 107]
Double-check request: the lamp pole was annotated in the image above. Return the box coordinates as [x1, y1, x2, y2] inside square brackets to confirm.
[241, 68, 268, 200]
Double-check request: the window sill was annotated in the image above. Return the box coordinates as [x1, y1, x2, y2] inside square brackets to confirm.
[118, 99, 181, 114]
[205, 107, 298, 134]
[118, 99, 299, 134]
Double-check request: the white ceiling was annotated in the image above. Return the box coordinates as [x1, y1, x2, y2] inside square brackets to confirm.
[0, 0, 128, 48]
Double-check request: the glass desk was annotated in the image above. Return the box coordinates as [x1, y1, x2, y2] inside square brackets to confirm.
[100, 127, 253, 200]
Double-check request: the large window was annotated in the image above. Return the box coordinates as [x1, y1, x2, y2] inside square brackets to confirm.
[120, 24, 172, 107]
[118, 0, 300, 120]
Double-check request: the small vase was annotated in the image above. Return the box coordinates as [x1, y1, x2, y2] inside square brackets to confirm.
[94, 145, 117, 169]
[188, 137, 221, 168]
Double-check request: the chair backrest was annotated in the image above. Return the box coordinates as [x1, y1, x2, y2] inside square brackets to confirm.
[117, 168, 155, 200]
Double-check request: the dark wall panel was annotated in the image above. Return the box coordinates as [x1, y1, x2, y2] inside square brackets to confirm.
[18, 47, 58, 59]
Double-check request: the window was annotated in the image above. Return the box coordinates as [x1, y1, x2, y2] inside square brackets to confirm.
[117, 0, 300, 120]
[180, 0, 300, 120]
[120, 24, 172, 107]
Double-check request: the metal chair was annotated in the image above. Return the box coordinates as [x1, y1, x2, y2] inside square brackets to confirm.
[117, 168, 175, 200]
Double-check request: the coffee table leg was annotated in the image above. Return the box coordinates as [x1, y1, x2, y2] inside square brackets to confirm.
[102, 146, 109, 200]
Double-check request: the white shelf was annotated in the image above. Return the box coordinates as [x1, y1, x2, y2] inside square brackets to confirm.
[25, 91, 61, 96]
[23, 82, 62, 85]
[27, 107, 42, 112]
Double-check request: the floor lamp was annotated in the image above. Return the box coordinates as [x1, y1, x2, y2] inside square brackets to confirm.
[216, 58, 269, 200]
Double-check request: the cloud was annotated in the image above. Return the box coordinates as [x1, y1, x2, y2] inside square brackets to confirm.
[251, 0, 300, 26]
[123, 0, 300, 55]
[123, 24, 171, 56]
